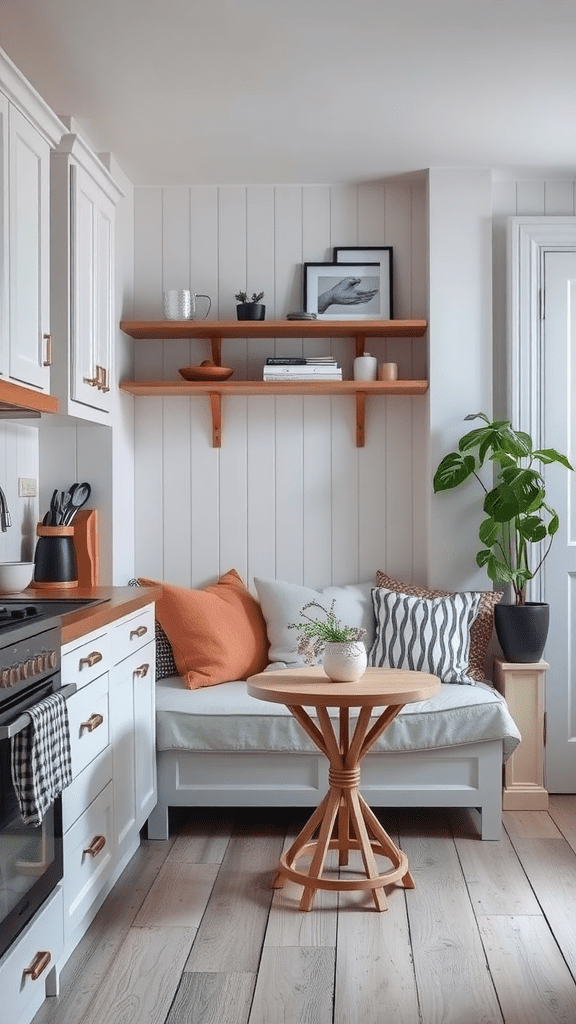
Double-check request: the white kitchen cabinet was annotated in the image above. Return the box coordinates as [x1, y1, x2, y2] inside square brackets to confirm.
[66, 670, 110, 781]
[112, 604, 156, 862]
[63, 782, 114, 941]
[61, 625, 113, 948]
[51, 122, 123, 421]
[60, 603, 156, 936]
[0, 91, 8, 378]
[60, 625, 110, 691]
[0, 887, 63, 1024]
[0, 47, 63, 397]
[1, 602, 156, 1024]
[8, 106, 51, 391]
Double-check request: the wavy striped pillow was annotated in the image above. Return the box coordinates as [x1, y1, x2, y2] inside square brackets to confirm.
[375, 572, 502, 681]
[369, 587, 481, 685]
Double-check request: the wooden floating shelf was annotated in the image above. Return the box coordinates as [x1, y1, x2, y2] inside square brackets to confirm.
[119, 379, 428, 397]
[119, 379, 428, 448]
[120, 318, 427, 338]
[119, 318, 428, 364]
[119, 318, 428, 447]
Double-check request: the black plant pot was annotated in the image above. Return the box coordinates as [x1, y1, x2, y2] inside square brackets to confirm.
[236, 303, 265, 321]
[494, 602, 550, 663]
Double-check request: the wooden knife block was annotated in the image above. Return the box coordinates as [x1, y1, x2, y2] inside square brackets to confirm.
[72, 509, 99, 587]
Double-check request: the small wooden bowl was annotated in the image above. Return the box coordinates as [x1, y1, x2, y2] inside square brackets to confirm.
[179, 365, 234, 381]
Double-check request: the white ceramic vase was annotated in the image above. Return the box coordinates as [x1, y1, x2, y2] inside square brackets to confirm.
[322, 641, 367, 682]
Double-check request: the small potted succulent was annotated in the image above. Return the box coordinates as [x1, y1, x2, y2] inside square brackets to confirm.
[288, 599, 367, 681]
[235, 290, 265, 321]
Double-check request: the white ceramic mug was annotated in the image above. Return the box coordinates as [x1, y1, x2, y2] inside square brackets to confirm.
[163, 290, 211, 321]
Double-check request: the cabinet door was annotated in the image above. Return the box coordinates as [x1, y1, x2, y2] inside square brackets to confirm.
[0, 92, 7, 378]
[111, 650, 137, 859]
[0, 887, 63, 1024]
[134, 640, 156, 827]
[8, 106, 50, 390]
[63, 781, 114, 942]
[112, 637, 156, 858]
[70, 162, 114, 412]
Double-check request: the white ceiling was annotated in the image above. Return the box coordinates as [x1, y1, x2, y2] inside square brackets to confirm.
[0, 0, 575, 187]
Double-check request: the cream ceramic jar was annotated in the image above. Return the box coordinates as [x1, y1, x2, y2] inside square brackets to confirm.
[353, 353, 377, 381]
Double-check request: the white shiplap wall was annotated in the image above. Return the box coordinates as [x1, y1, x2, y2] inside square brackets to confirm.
[0, 421, 39, 563]
[133, 181, 428, 591]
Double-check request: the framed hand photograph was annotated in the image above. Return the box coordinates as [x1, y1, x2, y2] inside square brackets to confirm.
[303, 262, 389, 320]
[333, 246, 393, 319]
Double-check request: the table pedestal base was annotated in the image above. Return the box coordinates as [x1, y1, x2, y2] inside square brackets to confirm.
[274, 703, 413, 912]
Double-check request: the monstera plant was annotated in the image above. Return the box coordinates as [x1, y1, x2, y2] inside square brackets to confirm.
[433, 412, 573, 661]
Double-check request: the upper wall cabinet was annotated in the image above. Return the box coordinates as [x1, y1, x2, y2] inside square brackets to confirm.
[51, 122, 124, 422]
[0, 50, 64, 397]
[0, 92, 8, 382]
[8, 106, 51, 391]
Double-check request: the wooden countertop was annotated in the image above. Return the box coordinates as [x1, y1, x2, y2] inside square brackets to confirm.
[5, 585, 162, 644]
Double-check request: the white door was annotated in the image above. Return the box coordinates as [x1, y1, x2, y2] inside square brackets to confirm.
[8, 106, 50, 390]
[542, 250, 576, 791]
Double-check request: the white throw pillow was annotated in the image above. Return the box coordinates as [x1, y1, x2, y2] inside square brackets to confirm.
[254, 577, 375, 667]
[369, 587, 481, 685]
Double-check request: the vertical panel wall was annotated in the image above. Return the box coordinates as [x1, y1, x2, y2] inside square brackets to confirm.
[0, 421, 38, 562]
[132, 181, 428, 591]
[427, 169, 493, 592]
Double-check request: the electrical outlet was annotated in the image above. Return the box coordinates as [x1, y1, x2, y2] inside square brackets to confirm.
[18, 477, 37, 497]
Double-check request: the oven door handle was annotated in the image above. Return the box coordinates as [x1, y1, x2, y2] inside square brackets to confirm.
[0, 683, 77, 740]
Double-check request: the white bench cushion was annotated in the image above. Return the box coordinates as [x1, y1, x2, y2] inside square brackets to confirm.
[156, 674, 520, 761]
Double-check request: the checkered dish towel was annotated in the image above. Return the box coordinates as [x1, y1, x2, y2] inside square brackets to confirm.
[11, 691, 73, 825]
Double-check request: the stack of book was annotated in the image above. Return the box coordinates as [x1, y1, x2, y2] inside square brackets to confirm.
[263, 356, 342, 381]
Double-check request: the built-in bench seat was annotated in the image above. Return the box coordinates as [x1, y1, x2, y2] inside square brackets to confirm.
[148, 672, 520, 842]
[135, 572, 521, 843]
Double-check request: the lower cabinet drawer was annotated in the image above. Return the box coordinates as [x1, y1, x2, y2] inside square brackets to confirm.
[113, 604, 155, 664]
[63, 782, 114, 940]
[62, 746, 113, 834]
[61, 629, 111, 691]
[67, 672, 109, 778]
[0, 886, 63, 1024]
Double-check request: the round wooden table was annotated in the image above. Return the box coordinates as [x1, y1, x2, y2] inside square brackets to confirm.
[247, 666, 440, 912]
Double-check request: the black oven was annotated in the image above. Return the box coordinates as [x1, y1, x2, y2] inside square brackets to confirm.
[0, 606, 72, 961]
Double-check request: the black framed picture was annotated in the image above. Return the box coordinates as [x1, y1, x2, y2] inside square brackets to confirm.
[303, 262, 388, 320]
[333, 246, 393, 319]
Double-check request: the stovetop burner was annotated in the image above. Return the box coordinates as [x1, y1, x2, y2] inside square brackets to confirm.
[0, 597, 108, 636]
[0, 605, 40, 624]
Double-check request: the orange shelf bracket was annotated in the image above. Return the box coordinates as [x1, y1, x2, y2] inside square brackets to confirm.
[209, 392, 222, 447]
[355, 392, 366, 447]
[210, 337, 222, 366]
[354, 335, 367, 358]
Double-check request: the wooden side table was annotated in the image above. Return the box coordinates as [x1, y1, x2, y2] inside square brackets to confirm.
[493, 657, 549, 810]
[247, 666, 440, 912]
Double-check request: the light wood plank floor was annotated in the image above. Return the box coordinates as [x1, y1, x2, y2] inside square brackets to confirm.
[32, 797, 576, 1024]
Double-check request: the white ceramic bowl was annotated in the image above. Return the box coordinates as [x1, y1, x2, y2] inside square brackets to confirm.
[0, 561, 34, 594]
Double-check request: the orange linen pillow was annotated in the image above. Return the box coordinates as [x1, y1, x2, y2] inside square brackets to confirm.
[139, 569, 269, 690]
[375, 571, 502, 681]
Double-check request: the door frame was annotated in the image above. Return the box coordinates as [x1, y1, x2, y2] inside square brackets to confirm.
[507, 216, 576, 602]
